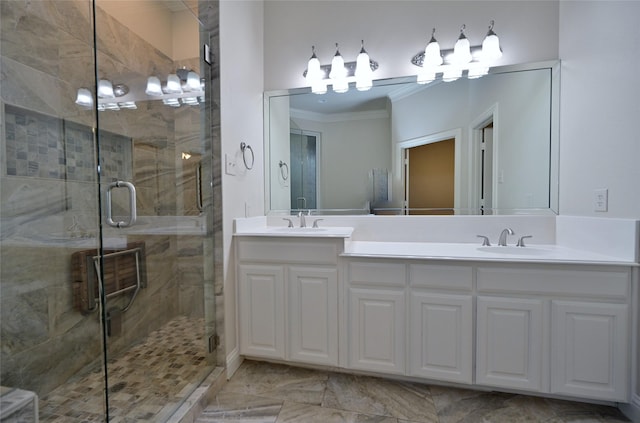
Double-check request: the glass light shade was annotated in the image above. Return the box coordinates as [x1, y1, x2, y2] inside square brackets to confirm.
[186, 71, 201, 91]
[75, 88, 93, 107]
[145, 76, 163, 96]
[306, 56, 322, 84]
[468, 65, 489, 79]
[443, 66, 462, 82]
[332, 77, 349, 94]
[329, 52, 346, 80]
[482, 33, 502, 61]
[423, 40, 443, 67]
[355, 50, 373, 91]
[311, 79, 327, 95]
[166, 74, 182, 94]
[417, 68, 436, 85]
[453, 37, 472, 65]
[97, 79, 115, 98]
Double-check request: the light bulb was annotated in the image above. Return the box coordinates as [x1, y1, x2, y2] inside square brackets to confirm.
[311, 79, 327, 95]
[417, 68, 436, 85]
[423, 29, 443, 67]
[332, 78, 349, 94]
[482, 20, 502, 61]
[468, 65, 489, 79]
[443, 66, 462, 82]
[145, 76, 163, 96]
[452, 25, 472, 65]
[329, 43, 348, 94]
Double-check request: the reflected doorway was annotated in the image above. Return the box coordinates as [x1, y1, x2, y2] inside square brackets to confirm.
[404, 139, 455, 215]
[290, 130, 320, 210]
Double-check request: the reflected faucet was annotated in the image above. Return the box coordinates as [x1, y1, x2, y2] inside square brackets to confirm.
[498, 228, 514, 246]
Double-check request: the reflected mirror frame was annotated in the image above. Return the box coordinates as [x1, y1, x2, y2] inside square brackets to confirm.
[264, 60, 560, 216]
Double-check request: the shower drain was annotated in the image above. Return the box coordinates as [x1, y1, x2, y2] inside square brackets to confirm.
[108, 381, 127, 393]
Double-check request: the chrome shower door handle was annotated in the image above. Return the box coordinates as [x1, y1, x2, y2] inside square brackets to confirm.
[106, 181, 137, 228]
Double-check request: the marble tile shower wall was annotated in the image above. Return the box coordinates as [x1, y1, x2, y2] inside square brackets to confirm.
[1, 0, 220, 397]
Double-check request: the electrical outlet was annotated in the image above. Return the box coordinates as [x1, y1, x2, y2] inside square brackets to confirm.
[594, 188, 608, 212]
[225, 154, 236, 176]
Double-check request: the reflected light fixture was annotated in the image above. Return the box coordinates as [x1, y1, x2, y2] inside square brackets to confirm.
[417, 28, 442, 84]
[355, 40, 373, 91]
[329, 43, 349, 93]
[145, 76, 163, 96]
[97, 79, 115, 98]
[186, 71, 201, 91]
[452, 24, 472, 66]
[165, 74, 183, 94]
[75, 88, 93, 107]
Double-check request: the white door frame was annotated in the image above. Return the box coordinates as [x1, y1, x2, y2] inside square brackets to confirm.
[469, 104, 499, 211]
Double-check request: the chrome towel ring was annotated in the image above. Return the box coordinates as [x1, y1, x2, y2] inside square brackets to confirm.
[240, 142, 254, 170]
[279, 160, 289, 180]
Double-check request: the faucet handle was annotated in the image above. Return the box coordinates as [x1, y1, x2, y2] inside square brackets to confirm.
[477, 235, 491, 246]
[516, 235, 533, 247]
[282, 218, 294, 228]
[312, 219, 324, 228]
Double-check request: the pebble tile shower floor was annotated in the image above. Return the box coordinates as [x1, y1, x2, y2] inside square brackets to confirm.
[39, 316, 212, 423]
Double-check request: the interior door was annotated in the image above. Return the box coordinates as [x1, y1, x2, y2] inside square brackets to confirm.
[406, 139, 455, 215]
[94, 1, 216, 420]
[479, 125, 494, 214]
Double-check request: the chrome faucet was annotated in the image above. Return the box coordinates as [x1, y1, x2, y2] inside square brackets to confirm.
[298, 210, 310, 228]
[498, 228, 514, 246]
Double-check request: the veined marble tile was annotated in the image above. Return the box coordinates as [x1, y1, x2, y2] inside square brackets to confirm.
[222, 361, 328, 406]
[322, 373, 437, 422]
[276, 401, 399, 423]
[196, 391, 282, 423]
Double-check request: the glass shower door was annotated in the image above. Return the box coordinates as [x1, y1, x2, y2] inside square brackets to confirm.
[93, 1, 216, 421]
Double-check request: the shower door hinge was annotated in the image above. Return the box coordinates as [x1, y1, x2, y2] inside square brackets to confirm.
[208, 333, 220, 353]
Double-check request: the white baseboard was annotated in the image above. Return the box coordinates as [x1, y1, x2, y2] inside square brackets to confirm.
[225, 347, 242, 379]
[619, 394, 640, 423]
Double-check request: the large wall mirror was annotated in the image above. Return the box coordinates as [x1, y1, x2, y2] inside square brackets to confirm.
[264, 61, 559, 215]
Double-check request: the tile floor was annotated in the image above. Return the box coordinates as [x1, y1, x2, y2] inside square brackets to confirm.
[39, 316, 214, 423]
[196, 360, 630, 423]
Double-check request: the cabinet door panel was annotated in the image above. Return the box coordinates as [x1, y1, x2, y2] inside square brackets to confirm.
[477, 296, 544, 391]
[410, 292, 472, 383]
[349, 288, 405, 374]
[551, 301, 628, 401]
[289, 266, 338, 365]
[239, 264, 285, 359]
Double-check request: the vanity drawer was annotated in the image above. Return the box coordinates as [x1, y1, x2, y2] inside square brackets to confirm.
[348, 260, 406, 287]
[477, 265, 631, 299]
[237, 238, 339, 265]
[409, 263, 473, 290]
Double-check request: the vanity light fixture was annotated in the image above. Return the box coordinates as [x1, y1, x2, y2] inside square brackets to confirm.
[411, 20, 503, 83]
[145, 76, 163, 96]
[97, 79, 115, 98]
[303, 41, 379, 94]
[165, 74, 183, 94]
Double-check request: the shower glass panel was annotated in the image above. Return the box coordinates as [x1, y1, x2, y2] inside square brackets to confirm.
[1, 0, 217, 421]
[290, 130, 318, 210]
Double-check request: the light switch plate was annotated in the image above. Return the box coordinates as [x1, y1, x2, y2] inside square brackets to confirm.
[594, 188, 608, 212]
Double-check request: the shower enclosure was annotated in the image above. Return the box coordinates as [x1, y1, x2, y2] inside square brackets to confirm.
[1, 1, 221, 421]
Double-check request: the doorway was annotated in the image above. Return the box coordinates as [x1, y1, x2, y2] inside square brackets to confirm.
[405, 139, 455, 215]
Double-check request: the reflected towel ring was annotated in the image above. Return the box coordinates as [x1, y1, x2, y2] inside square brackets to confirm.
[240, 142, 254, 170]
[279, 160, 289, 180]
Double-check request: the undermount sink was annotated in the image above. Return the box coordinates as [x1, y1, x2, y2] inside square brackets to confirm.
[477, 246, 552, 255]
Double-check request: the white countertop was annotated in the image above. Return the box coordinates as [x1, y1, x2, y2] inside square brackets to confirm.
[342, 241, 638, 266]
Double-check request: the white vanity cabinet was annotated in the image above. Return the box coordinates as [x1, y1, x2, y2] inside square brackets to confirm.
[237, 237, 341, 366]
[345, 260, 474, 381]
[476, 265, 631, 401]
[347, 261, 406, 374]
[408, 264, 473, 384]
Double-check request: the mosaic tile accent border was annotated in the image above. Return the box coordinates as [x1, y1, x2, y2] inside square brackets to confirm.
[4, 104, 132, 182]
